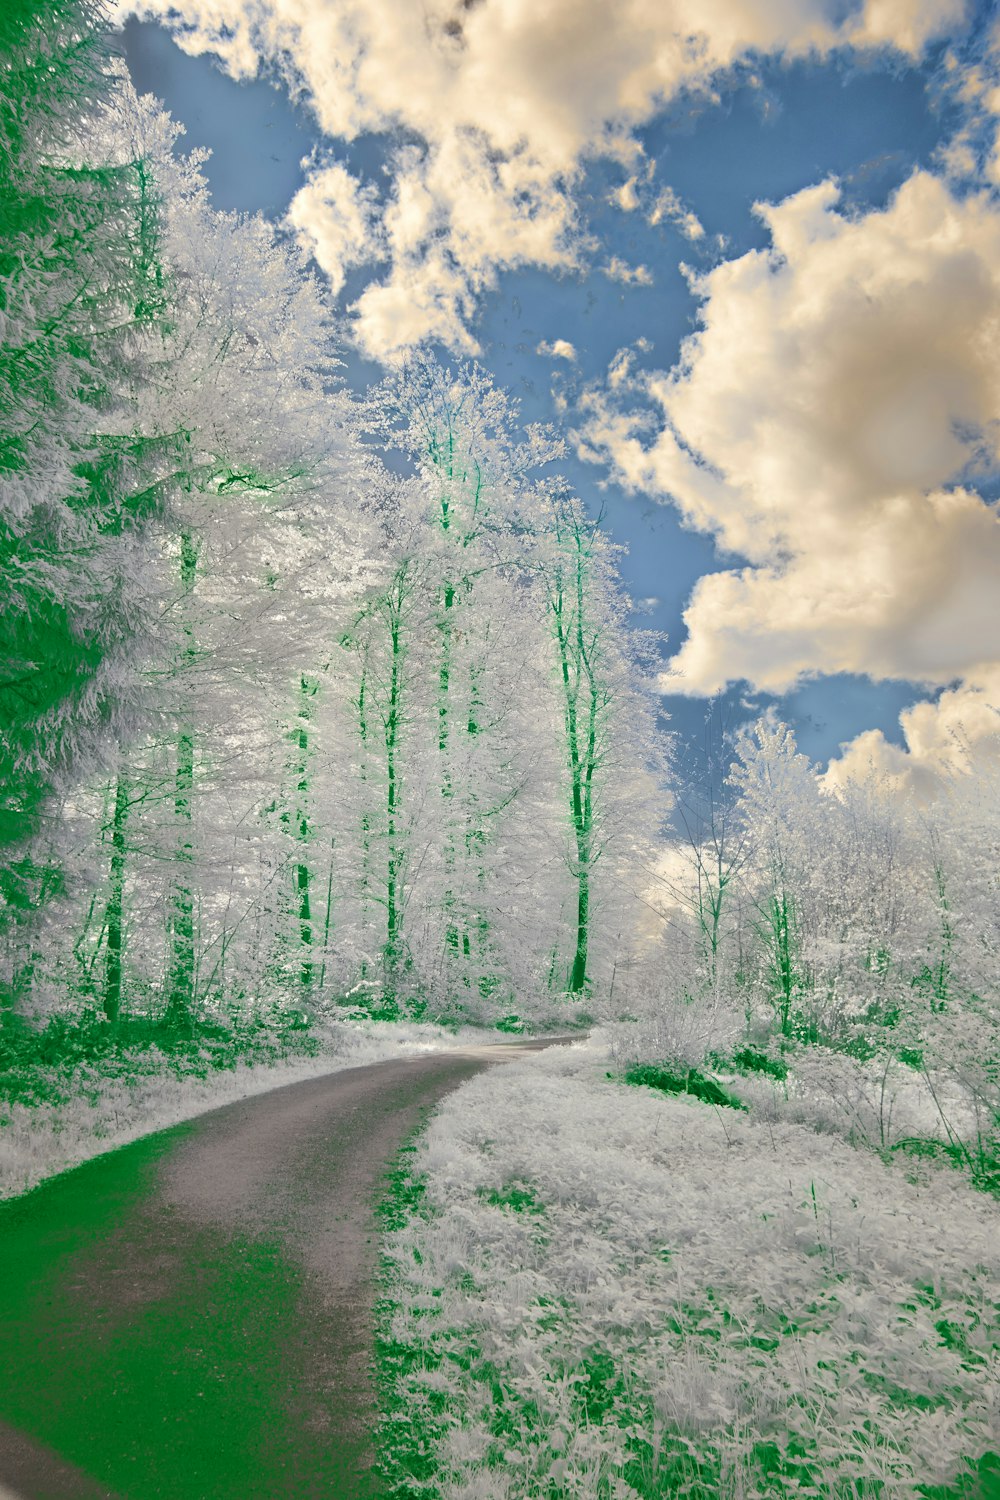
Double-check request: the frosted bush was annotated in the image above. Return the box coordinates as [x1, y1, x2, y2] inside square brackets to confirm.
[608, 990, 744, 1071]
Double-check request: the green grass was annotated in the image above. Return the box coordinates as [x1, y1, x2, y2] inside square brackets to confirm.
[891, 1135, 1000, 1200]
[370, 1071, 1000, 1500]
[918, 1453, 1000, 1499]
[478, 1180, 544, 1214]
[726, 1044, 789, 1082]
[373, 1134, 448, 1500]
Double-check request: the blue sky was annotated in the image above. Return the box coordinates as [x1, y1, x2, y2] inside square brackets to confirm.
[117, 1, 1000, 785]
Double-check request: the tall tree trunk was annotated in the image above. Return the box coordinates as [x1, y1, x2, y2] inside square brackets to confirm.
[553, 584, 591, 995]
[318, 837, 336, 993]
[438, 464, 459, 961]
[103, 769, 129, 1023]
[549, 513, 604, 998]
[569, 873, 590, 995]
[356, 654, 372, 976]
[384, 573, 407, 979]
[295, 675, 315, 991]
[167, 530, 198, 1028]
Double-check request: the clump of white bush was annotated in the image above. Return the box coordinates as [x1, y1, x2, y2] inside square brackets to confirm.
[379, 1044, 1000, 1499]
[607, 718, 1000, 1201]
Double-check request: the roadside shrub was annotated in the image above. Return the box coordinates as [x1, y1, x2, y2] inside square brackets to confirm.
[623, 1061, 747, 1111]
[721, 1045, 789, 1082]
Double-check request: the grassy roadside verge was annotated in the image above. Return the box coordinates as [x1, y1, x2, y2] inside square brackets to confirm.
[372, 1044, 1000, 1500]
[0, 1009, 504, 1199]
[374, 1129, 446, 1500]
[0, 1005, 318, 1109]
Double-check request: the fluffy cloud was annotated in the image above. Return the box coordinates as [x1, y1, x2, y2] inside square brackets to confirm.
[114, 0, 968, 358]
[603, 257, 654, 286]
[823, 673, 1000, 798]
[285, 160, 381, 295]
[934, 13, 1000, 186]
[612, 177, 643, 213]
[611, 173, 705, 239]
[580, 171, 1000, 701]
[649, 185, 705, 240]
[966, 17, 1000, 186]
[537, 338, 578, 361]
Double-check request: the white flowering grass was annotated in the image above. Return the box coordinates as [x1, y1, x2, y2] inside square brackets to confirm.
[0, 1016, 498, 1199]
[377, 1042, 1000, 1499]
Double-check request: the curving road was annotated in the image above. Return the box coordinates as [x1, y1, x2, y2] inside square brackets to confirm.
[0, 1040, 572, 1500]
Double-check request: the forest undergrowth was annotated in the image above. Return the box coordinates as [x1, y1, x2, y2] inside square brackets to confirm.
[0, 1002, 317, 1111]
[374, 1041, 1000, 1500]
[0, 1006, 504, 1198]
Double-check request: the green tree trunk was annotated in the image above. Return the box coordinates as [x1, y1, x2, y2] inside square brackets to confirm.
[547, 507, 608, 998]
[295, 675, 316, 990]
[103, 770, 129, 1023]
[553, 579, 593, 995]
[166, 531, 199, 1027]
[385, 583, 405, 975]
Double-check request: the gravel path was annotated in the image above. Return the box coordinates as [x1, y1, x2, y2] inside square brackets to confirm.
[0, 1040, 574, 1499]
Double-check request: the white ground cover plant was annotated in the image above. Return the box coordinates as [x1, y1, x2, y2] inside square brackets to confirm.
[724, 1046, 979, 1152]
[378, 1040, 1000, 1499]
[0, 1016, 497, 1199]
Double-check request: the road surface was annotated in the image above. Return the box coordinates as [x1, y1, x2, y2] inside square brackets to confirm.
[0, 1039, 572, 1499]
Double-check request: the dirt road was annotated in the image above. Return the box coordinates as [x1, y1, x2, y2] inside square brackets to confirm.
[0, 1040, 572, 1499]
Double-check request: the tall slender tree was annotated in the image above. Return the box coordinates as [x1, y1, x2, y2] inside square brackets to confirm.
[0, 0, 169, 978]
[537, 495, 649, 995]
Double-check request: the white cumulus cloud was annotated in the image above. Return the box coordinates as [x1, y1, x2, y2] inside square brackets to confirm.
[286, 159, 381, 296]
[537, 338, 578, 361]
[649, 185, 704, 240]
[823, 672, 1000, 799]
[114, 0, 969, 358]
[612, 177, 642, 213]
[603, 257, 654, 286]
[580, 171, 1000, 703]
